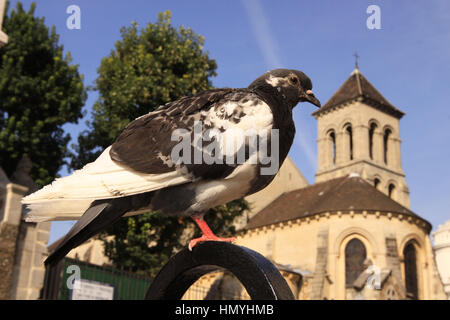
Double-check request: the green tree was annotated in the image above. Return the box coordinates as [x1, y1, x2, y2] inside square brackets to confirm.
[73, 11, 248, 276]
[0, 1, 87, 187]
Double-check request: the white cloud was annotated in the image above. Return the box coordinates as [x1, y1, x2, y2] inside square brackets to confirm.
[241, 0, 317, 169]
[241, 0, 282, 69]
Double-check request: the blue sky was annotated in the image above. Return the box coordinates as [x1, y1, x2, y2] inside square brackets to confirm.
[8, 0, 450, 243]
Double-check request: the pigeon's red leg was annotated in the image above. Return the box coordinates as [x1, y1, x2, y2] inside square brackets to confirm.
[188, 214, 236, 251]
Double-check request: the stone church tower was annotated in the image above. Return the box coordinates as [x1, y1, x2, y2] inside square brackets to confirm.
[313, 67, 410, 208]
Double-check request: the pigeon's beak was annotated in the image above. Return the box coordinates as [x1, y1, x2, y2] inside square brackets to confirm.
[304, 90, 321, 108]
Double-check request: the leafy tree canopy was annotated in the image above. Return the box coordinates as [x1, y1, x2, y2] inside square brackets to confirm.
[0, 1, 87, 187]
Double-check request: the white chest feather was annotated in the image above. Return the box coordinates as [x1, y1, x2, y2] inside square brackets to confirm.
[201, 98, 273, 132]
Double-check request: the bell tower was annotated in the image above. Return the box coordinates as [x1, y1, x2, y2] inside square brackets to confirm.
[312, 66, 410, 208]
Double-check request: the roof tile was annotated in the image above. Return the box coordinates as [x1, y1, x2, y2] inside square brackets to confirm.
[245, 175, 429, 230]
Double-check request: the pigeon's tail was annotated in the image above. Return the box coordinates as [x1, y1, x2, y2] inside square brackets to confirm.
[23, 199, 93, 222]
[45, 192, 153, 266]
[21, 146, 190, 222]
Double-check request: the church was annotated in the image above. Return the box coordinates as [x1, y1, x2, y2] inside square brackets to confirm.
[235, 65, 446, 300]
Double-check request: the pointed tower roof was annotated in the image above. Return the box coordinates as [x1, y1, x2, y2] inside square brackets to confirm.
[312, 68, 405, 119]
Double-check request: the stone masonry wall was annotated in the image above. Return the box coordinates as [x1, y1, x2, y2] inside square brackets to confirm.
[0, 222, 20, 299]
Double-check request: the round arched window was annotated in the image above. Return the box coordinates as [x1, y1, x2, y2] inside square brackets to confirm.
[369, 122, 378, 160]
[328, 130, 336, 165]
[345, 238, 367, 287]
[383, 128, 392, 164]
[403, 242, 418, 299]
[388, 183, 396, 199]
[374, 178, 381, 189]
[345, 125, 353, 161]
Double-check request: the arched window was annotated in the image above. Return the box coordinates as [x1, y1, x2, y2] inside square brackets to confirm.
[403, 243, 418, 299]
[345, 125, 353, 161]
[328, 131, 336, 165]
[383, 128, 392, 165]
[369, 123, 377, 160]
[374, 178, 380, 190]
[388, 183, 396, 199]
[345, 238, 367, 287]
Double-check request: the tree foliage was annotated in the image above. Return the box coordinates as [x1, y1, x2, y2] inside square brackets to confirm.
[73, 11, 248, 276]
[0, 1, 87, 186]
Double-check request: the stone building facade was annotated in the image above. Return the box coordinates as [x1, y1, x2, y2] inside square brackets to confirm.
[0, 168, 28, 299]
[0, 161, 50, 300]
[433, 220, 450, 299]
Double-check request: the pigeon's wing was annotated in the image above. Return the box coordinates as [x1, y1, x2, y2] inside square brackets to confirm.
[110, 88, 254, 179]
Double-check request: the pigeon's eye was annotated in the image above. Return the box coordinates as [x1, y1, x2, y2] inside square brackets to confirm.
[289, 76, 298, 85]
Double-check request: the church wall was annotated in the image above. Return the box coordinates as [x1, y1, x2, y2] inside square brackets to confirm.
[65, 236, 113, 266]
[238, 210, 442, 299]
[0, 163, 51, 300]
[238, 219, 320, 275]
[0, 183, 28, 299]
[327, 212, 429, 299]
[242, 157, 309, 222]
[433, 221, 450, 299]
[10, 221, 51, 299]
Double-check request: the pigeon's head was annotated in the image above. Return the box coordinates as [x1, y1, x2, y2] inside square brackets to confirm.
[248, 69, 321, 108]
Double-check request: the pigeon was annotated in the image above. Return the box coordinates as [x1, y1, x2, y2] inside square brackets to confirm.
[22, 68, 320, 265]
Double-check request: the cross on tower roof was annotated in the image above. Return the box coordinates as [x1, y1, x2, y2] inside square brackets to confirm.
[353, 52, 360, 69]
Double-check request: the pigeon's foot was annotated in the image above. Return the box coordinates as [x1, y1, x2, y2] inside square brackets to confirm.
[188, 234, 236, 251]
[188, 214, 236, 251]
